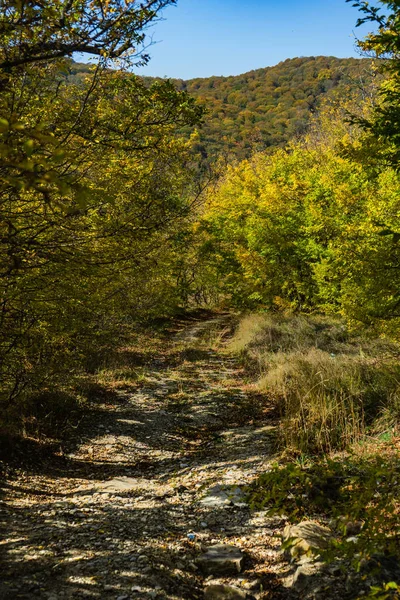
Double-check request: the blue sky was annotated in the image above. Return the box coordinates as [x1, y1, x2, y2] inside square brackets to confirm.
[133, 0, 375, 79]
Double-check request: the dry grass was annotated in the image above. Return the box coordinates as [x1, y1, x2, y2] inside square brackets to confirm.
[231, 313, 400, 453]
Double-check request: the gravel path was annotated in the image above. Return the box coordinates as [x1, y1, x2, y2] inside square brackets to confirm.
[1, 317, 292, 599]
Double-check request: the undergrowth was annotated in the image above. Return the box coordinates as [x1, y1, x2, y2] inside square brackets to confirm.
[0, 310, 225, 448]
[231, 313, 400, 453]
[0, 320, 170, 445]
[247, 446, 400, 598]
[234, 312, 400, 598]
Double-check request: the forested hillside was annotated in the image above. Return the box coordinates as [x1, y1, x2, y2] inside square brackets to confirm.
[71, 56, 375, 159]
[174, 56, 375, 159]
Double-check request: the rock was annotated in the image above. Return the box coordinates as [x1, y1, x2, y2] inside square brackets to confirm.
[137, 554, 149, 564]
[329, 563, 343, 577]
[199, 485, 231, 506]
[242, 579, 261, 591]
[282, 521, 332, 559]
[95, 477, 138, 493]
[345, 520, 364, 536]
[199, 484, 246, 508]
[204, 584, 248, 599]
[291, 561, 324, 591]
[331, 516, 364, 536]
[200, 495, 232, 508]
[197, 544, 244, 576]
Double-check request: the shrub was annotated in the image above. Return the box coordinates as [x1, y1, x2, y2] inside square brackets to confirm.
[231, 313, 400, 452]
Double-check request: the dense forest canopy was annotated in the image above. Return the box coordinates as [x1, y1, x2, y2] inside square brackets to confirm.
[173, 56, 376, 159]
[70, 56, 376, 160]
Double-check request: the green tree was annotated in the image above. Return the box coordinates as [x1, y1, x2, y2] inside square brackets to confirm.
[0, 1, 204, 428]
[196, 94, 400, 334]
[0, 0, 175, 71]
[348, 0, 400, 168]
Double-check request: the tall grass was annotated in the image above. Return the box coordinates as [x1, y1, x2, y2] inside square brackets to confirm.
[231, 314, 400, 453]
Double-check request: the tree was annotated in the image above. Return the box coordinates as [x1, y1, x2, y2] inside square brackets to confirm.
[347, 0, 400, 168]
[0, 0, 175, 72]
[0, 0, 205, 425]
[195, 92, 400, 334]
[0, 62, 203, 411]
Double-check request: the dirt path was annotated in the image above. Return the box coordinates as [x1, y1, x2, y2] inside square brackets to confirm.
[1, 317, 292, 599]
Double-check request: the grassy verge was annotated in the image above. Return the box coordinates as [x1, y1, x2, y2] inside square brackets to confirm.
[231, 313, 400, 453]
[231, 312, 400, 597]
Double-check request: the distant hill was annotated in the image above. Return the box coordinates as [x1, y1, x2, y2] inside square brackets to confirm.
[70, 56, 374, 160]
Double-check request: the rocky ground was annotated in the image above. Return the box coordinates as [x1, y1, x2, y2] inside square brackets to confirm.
[0, 316, 300, 599]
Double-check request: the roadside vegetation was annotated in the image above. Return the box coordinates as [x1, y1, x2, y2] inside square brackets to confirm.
[228, 312, 400, 597]
[230, 313, 400, 453]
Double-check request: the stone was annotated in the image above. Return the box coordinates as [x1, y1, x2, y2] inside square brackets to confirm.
[199, 484, 246, 508]
[95, 477, 138, 493]
[196, 544, 245, 576]
[204, 584, 247, 600]
[345, 520, 364, 536]
[200, 494, 232, 508]
[291, 561, 324, 591]
[282, 521, 332, 559]
[137, 555, 149, 563]
[243, 579, 261, 591]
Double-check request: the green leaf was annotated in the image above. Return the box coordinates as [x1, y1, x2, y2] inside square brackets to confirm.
[0, 118, 9, 133]
[23, 139, 35, 156]
[385, 582, 399, 590]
